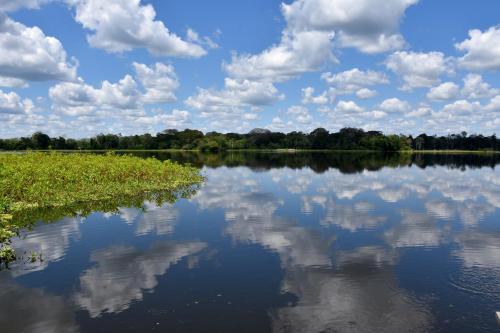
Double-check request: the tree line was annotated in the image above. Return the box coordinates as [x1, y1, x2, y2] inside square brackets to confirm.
[0, 128, 498, 152]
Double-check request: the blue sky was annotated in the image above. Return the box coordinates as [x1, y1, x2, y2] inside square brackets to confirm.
[1, 0, 499, 138]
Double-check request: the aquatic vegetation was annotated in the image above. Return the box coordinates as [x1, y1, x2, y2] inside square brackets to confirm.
[0, 152, 203, 267]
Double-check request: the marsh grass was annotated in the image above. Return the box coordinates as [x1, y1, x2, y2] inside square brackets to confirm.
[0, 152, 203, 267]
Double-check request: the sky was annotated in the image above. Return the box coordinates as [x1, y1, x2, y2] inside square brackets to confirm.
[0, 0, 500, 138]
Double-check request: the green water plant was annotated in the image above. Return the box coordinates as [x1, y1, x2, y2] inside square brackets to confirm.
[0, 152, 204, 267]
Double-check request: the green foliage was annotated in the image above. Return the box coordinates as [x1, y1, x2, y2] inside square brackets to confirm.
[0, 152, 203, 210]
[0, 152, 203, 267]
[0, 246, 16, 264]
[3, 127, 496, 152]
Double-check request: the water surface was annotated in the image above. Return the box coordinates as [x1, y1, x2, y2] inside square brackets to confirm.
[1, 152, 500, 332]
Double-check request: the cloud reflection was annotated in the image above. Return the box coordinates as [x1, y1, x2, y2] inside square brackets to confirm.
[195, 166, 436, 332]
[0, 275, 79, 333]
[74, 241, 206, 317]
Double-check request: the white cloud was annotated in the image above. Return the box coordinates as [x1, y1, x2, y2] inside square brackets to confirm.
[133, 62, 179, 104]
[334, 100, 364, 113]
[49, 62, 181, 116]
[185, 78, 283, 116]
[321, 68, 388, 94]
[186, 27, 218, 49]
[0, 77, 27, 88]
[69, 0, 206, 57]
[461, 74, 498, 99]
[426, 82, 460, 101]
[378, 97, 410, 113]
[49, 75, 141, 116]
[131, 109, 190, 128]
[370, 110, 388, 119]
[224, 30, 335, 82]
[0, 89, 34, 114]
[297, 113, 312, 124]
[356, 88, 377, 99]
[301, 86, 334, 104]
[484, 95, 500, 112]
[268, 116, 287, 131]
[282, 0, 418, 53]
[385, 51, 453, 90]
[442, 100, 481, 115]
[74, 241, 206, 318]
[456, 26, 500, 70]
[0, 0, 48, 12]
[0, 14, 77, 85]
[286, 105, 313, 124]
[243, 112, 259, 121]
[406, 106, 431, 117]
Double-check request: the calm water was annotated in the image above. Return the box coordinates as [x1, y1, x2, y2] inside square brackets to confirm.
[1, 152, 500, 333]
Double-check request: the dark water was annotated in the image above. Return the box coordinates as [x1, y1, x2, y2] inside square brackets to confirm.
[1, 152, 500, 333]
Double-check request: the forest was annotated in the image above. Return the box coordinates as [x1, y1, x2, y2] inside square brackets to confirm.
[0, 128, 498, 152]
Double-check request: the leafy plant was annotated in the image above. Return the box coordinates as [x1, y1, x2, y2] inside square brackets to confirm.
[0, 152, 203, 268]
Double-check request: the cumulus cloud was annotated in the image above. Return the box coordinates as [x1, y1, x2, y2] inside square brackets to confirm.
[456, 26, 500, 70]
[301, 86, 334, 104]
[189, 0, 415, 128]
[427, 82, 460, 101]
[385, 51, 453, 90]
[442, 100, 481, 115]
[484, 95, 500, 112]
[321, 68, 389, 94]
[133, 62, 179, 103]
[188, 0, 416, 132]
[131, 109, 191, 128]
[461, 74, 498, 99]
[378, 97, 410, 113]
[0, 0, 49, 12]
[184, 78, 284, 131]
[224, 30, 335, 82]
[49, 75, 141, 116]
[406, 106, 431, 117]
[0, 89, 34, 114]
[0, 14, 77, 86]
[185, 78, 283, 115]
[334, 100, 364, 113]
[287, 105, 313, 124]
[282, 0, 418, 53]
[50, 62, 180, 116]
[69, 0, 206, 57]
[186, 27, 219, 49]
[356, 88, 377, 99]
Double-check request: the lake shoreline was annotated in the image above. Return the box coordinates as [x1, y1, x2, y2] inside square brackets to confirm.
[1, 149, 499, 154]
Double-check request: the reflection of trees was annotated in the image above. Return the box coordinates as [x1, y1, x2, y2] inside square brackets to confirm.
[12, 185, 199, 229]
[134, 151, 500, 174]
[139, 151, 414, 174]
[412, 153, 500, 170]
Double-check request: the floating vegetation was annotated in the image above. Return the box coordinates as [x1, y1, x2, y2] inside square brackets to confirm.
[0, 152, 204, 267]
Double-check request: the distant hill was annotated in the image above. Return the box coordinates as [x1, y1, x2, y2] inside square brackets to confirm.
[248, 128, 271, 135]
